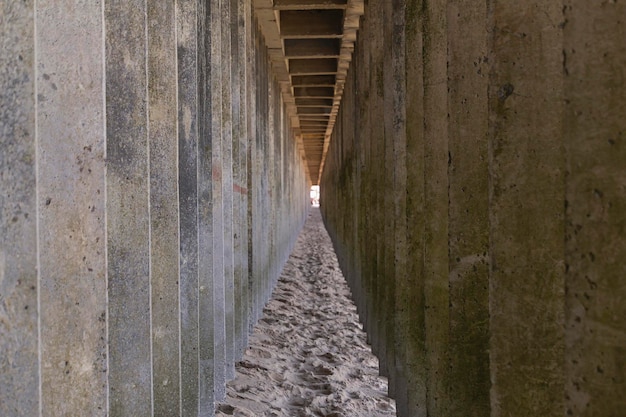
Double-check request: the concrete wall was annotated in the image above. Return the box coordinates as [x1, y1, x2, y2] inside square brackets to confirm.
[0, 1, 308, 416]
[320, 1, 626, 416]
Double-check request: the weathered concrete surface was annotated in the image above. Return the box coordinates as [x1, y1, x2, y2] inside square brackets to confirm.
[176, 0, 200, 414]
[381, 0, 398, 397]
[232, 0, 247, 362]
[563, 2, 626, 415]
[403, 1, 428, 415]
[0, 2, 38, 416]
[6, 0, 625, 415]
[321, 1, 626, 417]
[422, 0, 450, 415]
[488, 2, 565, 415]
[105, 1, 152, 414]
[210, 0, 227, 401]
[36, 2, 108, 415]
[446, 0, 490, 415]
[1, 1, 310, 416]
[221, 0, 236, 384]
[197, 2, 217, 414]
[367, 0, 385, 373]
[147, 1, 181, 414]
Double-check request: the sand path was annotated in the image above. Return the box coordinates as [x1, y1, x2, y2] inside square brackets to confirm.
[216, 208, 396, 417]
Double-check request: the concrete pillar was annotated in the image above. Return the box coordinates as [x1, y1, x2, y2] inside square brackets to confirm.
[403, 1, 428, 414]
[231, 0, 246, 361]
[221, 0, 236, 383]
[239, 0, 250, 346]
[249, 28, 262, 325]
[211, 0, 227, 402]
[367, 0, 385, 369]
[488, 2, 565, 415]
[246, 11, 258, 336]
[563, 2, 626, 415]
[422, 0, 450, 414]
[446, 0, 490, 415]
[396, 0, 428, 416]
[354, 12, 371, 335]
[37, 2, 108, 413]
[176, 0, 201, 413]
[382, 0, 400, 397]
[105, 1, 153, 414]
[197, 0, 216, 413]
[248, 24, 260, 330]
[0, 2, 38, 415]
[147, 1, 181, 413]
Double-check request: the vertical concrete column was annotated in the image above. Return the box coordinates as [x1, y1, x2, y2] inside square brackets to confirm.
[147, 1, 181, 414]
[220, 0, 236, 383]
[250, 33, 261, 325]
[446, 0, 490, 415]
[488, 2, 564, 415]
[35, 2, 108, 415]
[249, 27, 261, 325]
[367, 0, 385, 367]
[239, 0, 252, 358]
[338, 66, 354, 296]
[354, 15, 371, 331]
[231, 0, 245, 361]
[246, 12, 258, 333]
[0, 3, 38, 415]
[403, 1, 428, 414]
[362, 7, 375, 344]
[384, 0, 409, 408]
[382, 0, 404, 396]
[563, 2, 626, 415]
[105, 1, 152, 414]
[197, 0, 216, 412]
[264, 81, 272, 302]
[422, 0, 449, 415]
[210, 0, 226, 401]
[176, 0, 201, 414]
[266, 81, 277, 298]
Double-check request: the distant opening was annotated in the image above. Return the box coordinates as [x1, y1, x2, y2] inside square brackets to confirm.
[310, 185, 320, 207]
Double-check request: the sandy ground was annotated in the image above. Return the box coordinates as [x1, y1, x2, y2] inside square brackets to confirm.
[216, 208, 396, 417]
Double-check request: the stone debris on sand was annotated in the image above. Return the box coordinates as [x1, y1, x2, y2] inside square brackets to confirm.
[216, 208, 396, 417]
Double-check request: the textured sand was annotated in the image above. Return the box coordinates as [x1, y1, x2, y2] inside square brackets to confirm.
[216, 208, 396, 417]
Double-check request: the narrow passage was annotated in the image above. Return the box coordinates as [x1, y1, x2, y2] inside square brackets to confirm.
[216, 208, 396, 417]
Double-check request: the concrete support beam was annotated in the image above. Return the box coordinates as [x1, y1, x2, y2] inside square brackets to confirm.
[284, 39, 341, 58]
[279, 10, 344, 38]
[289, 58, 338, 75]
[291, 75, 336, 86]
[274, 0, 348, 10]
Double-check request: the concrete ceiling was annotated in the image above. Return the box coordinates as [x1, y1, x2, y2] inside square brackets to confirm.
[253, 0, 364, 185]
